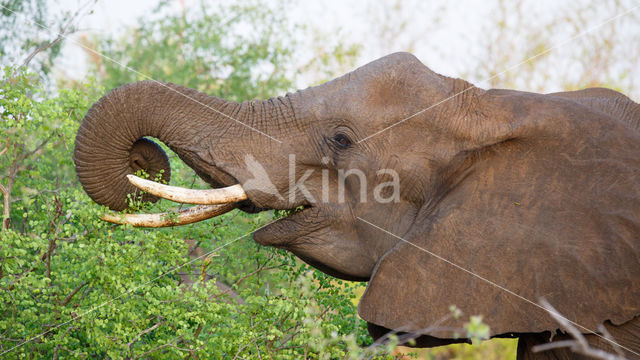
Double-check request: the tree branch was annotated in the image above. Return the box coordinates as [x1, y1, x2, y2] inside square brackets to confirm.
[21, 34, 66, 69]
[0, 183, 9, 231]
[42, 195, 64, 278]
[17, 133, 55, 166]
[598, 323, 626, 358]
[60, 281, 88, 306]
[365, 311, 463, 352]
[232, 336, 265, 360]
[133, 341, 174, 360]
[0, 135, 56, 233]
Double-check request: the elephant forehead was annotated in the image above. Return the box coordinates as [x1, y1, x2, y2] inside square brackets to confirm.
[293, 52, 448, 113]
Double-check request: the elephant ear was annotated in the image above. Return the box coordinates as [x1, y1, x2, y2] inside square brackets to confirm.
[359, 89, 640, 339]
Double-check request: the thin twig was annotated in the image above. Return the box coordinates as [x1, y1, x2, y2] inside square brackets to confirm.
[17, 134, 55, 165]
[532, 340, 580, 353]
[365, 312, 459, 353]
[533, 299, 628, 360]
[128, 320, 164, 355]
[1, 133, 56, 235]
[58, 346, 86, 359]
[182, 323, 204, 360]
[232, 336, 263, 360]
[21, 34, 66, 69]
[42, 195, 64, 278]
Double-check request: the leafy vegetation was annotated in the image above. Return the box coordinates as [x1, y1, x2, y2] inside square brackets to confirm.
[88, 1, 296, 100]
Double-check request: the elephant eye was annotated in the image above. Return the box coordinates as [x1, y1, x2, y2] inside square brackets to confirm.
[332, 133, 352, 149]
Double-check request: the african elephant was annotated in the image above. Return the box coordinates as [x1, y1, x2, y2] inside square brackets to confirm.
[74, 52, 640, 359]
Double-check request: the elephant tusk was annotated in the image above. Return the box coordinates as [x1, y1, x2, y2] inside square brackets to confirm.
[126, 174, 247, 205]
[100, 203, 237, 228]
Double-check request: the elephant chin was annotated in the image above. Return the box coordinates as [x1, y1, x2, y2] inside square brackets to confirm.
[294, 252, 370, 282]
[253, 205, 376, 282]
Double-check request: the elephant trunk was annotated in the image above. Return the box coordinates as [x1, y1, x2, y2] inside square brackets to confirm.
[74, 81, 248, 211]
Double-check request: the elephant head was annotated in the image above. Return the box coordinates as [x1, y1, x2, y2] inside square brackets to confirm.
[75, 53, 640, 350]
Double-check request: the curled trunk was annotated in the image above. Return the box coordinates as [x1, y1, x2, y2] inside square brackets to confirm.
[74, 81, 240, 211]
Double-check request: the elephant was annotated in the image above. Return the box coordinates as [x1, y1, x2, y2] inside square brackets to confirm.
[74, 52, 640, 359]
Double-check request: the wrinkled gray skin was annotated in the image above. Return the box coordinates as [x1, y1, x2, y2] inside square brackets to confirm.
[75, 53, 640, 359]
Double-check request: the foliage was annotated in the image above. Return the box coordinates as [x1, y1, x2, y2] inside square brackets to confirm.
[87, 0, 290, 100]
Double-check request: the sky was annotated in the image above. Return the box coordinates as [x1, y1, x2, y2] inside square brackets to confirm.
[45, 0, 640, 98]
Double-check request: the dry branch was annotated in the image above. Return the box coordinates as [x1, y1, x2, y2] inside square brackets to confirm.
[20, 0, 94, 69]
[533, 299, 629, 360]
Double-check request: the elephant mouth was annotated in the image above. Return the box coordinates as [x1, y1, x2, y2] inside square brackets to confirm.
[99, 174, 306, 229]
